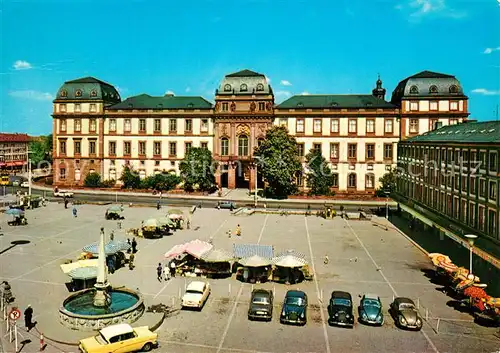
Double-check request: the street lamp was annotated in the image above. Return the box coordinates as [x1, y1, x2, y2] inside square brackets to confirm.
[464, 234, 478, 275]
[384, 190, 391, 219]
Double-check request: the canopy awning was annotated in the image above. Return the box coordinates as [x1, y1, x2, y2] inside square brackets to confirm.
[82, 240, 130, 255]
[68, 267, 98, 280]
[272, 254, 308, 268]
[60, 259, 98, 274]
[233, 244, 273, 259]
[200, 248, 234, 263]
[164, 239, 213, 259]
[239, 255, 272, 267]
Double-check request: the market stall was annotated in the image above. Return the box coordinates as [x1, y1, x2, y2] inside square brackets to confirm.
[164, 240, 217, 277]
[271, 253, 308, 284]
[235, 255, 272, 283]
[105, 205, 125, 220]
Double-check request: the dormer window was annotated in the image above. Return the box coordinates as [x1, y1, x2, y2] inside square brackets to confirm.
[90, 89, 97, 97]
[366, 102, 373, 107]
[128, 103, 133, 109]
[409, 85, 419, 94]
[187, 103, 194, 108]
[297, 102, 304, 108]
[256, 83, 264, 91]
[60, 90, 67, 98]
[429, 85, 438, 94]
[240, 84, 248, 92]
[330, 102, 338, 107]
[157, 104, 163, 109]
[224, 84, 231, 92]
[449, 85, 459, 94]
[75, 89, 83, 97]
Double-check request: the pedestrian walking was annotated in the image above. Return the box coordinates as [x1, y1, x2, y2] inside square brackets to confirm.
[107, 256, 115, 274]
[169, 261, 176, 278]
[186, 218, 191, 230]
[110, 230, 115, 241]
[128, 253, 135, 270]
[131, 237, 137, 253]
[24, 305, 33, 330]
[2, 281, 13, 303]
[228, 229, 232, 238]
[324, 254, 329, 265]
[163, 263, 170, 280]
[126, 238, 131, 253]
[236, 224, 241, 236]
[72, 206, 77, 217]
[156, 200, 161, 210]
[157, 263, 163, 282]
[64, 196, 68, 209]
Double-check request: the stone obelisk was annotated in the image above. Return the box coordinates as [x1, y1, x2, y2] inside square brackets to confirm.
[94, 228, 111, 307]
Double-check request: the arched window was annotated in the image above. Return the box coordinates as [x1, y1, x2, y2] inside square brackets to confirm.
[60, 90, 67, 97]
[220, 138, 229, 156]
[449, 85, 459, 94]
[90, 89, 97, 97]
[256, 83, 264, 91]
[238, 135, 249, 156]
[74, 169, 81, 182]
[429, 85, 438, 94]
[348, 173, 357, 188]
[240, 84, 248, 92]
[75, 89, 83, 97]
[224, 84, 232, 92]
[365, 173, 375, 189]
[409, 85, 419, 94]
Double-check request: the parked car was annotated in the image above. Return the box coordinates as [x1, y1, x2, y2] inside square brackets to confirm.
[280, 290, 307, 325]
[358, 293, 384, 326]
[20, 181, 29, 188]
[182, 281, 210, 309]
[328, 291, 354, 327]
[248, 289, 273, 321]
[216, 201, 236, 210]
[78, 323, 158, 353]
[53, 188, 74, 198]
[390, 297, 423, 331]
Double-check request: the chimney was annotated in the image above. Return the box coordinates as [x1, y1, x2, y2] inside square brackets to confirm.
[434, 121, 443, 130]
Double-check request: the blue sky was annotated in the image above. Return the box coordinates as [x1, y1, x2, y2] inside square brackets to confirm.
[1, 0, 499, 135]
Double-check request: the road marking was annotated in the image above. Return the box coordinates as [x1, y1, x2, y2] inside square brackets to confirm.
[153, 280, 173, 300]
[257, 214, 269, 243]
[344, 219, 440, 353]
[211, 219, 228, 241]
[160, 339, 274, 353]
[304, 217, 331, 353]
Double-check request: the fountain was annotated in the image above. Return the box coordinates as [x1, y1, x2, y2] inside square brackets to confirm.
[59, 229, 145, 331]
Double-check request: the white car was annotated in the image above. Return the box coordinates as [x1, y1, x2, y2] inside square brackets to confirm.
[182, 281, 210, 309]
[20, 181, 29, 188]
[53, 189, 74, 198]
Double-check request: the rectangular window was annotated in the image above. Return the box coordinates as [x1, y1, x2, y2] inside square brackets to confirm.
[109, 141, 116, 155]
[366, 143, 375, 159]
[60, 168, 66, 180]
[313, 119, 322, 133]
[479, 206, 485, 231]
[220, 139, 229, 156]
[222, 102, 228, 111]
[138, 141, 146, 155]
[169, 142, 177, 157]
[89, 119, 97, 132]
[490, 181, 497, 201]
[124, 142, 131, 155]
[59, 140, 66, 154]
[489, 152, 498, 172]
[450, 101, 458, 111]
[185, 142, 192, 154]
[238, 137, 249, 156]
[313, 143, 321, 154]
[409, 119, 419, 133]
[296, 119, 305, 133]
[201, 119, 209, 132]
[154, 141, 161, 156]
[430, 101, 438, 111]
[330, 143, 339, 159]
[59, 104, 66, 112]
[201, 142, 208, 149]
[429, 119, 438, 131]
[479, 179, 486, 198]
[154, 119, 161, 132]
[332, 173, 338, 188]
[297, 143, 304, 157]
[109, 119, 116, 132]
[74, 141, 81, 154]
[488, 210, 497, 236]
[89, 141, 96, 155]
[139, 119, 146, 132]
[60, 119, 67, 132]
[330, 119, 339, 133]
[74, 119, 81, 132]
[410, 102, 418, 111]
[348, 143, 357, 159]
[450, 118, 459, 125]
[185, 119, 193, 132]
[89, 103, 97, 113]
[74, 104, 81, 113]
[280, 118, 287, 127]
[169, 119, 177, 133]
[366, 119, 375, 133]
[124, 119, 131, 132]
[469, 203, 475, 227]
[470, 177, 476, 194]
[384, 144, 393, 160]
[348, 119, 357, 133]
[384, 119, 393, 134]
[258, 102, 265, 111]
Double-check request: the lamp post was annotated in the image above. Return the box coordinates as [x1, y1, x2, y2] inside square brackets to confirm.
[384, 191, 390, 219]
[253, 157, 261, 208]
[26, 150, 32, 197]
[464, 234, 477, 275]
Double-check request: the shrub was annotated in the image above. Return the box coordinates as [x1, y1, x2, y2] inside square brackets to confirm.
[100, 179, 116, 188]
[84, 173, 101, 188]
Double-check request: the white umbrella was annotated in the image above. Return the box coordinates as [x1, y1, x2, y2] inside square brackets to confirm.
[143, 219, 159, 227]
[273, 254, 308, 268]
[239, 255, 271, 267]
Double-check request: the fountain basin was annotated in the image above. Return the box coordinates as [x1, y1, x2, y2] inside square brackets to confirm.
[59, 288, 145, 331]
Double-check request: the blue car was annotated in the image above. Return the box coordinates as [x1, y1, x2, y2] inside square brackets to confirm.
[358, 294, 384, 326]
[280, 290, 307, 325]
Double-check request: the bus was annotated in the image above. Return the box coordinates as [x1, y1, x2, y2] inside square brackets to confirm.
[0, 173, 9, 186]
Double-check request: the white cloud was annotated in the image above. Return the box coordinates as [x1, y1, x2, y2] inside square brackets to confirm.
[185, 87, 191, 92]
[484, 47, 500, 54]
[301, 91, 310, 95]
[280, 80, 292, 86]
[397, 0, 466, 20]
[275, 91, 291, 101]
[13, 60, 32, 70]
[165, 90, 175, 95]
[471, 88, 500, 96]
[265, 76, 271, 84]
[9, 90, 54, 101]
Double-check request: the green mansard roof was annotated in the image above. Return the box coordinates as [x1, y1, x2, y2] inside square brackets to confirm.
[404, 121, 500, 144]
[276, 94, 396, 109]
[107, 94, 213, 110]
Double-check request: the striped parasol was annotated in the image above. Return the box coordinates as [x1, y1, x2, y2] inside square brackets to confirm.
[200, 248, 234, 263]
[275, 249, 306, 259]
[68, 267, 98, 280]
[82, 241, 126, 255]
[272, 254, 308, 268]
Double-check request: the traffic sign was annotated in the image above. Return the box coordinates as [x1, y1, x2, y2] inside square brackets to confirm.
[9, 308, 21, 321]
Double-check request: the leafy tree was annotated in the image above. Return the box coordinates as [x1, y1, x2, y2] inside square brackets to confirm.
[29, 134, 53, 168]
[141, 173, 181, 191]
[84, 172, 101, 188]
[376, 167, 397, 196]
[179, 147, 217, 192]
[119, 165, 141, 189]
[305, 149, 334, 195]
[254, 126, 302, 199]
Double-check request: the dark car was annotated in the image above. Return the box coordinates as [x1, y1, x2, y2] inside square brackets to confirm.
[280, 290, 307, 325]
[217, 201, 236, 210]
[390, 297, 423, 331]
[358, 294, 384, 326]
[248, 289, 273, 321]
[328, 291, 354, 327]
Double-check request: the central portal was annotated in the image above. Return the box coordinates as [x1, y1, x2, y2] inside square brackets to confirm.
[235, 162, 249, 189]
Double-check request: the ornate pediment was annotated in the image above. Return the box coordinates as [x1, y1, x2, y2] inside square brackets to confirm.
[236, 124, 250, 136]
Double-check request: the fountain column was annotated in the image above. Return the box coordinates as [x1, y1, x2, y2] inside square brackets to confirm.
[94, 228, 111, 307]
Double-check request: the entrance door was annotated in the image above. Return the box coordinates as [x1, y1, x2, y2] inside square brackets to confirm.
[221, 172, 228, 188]
[235, 162, 248, 188]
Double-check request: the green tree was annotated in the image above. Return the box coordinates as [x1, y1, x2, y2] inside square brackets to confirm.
[305, 149, 334, 195]
[29, 134, 53, 168]
[179, 147, 216, 192]
[84, 172, 101, 188]
[141, 173, 181, 191]
[119, 165, 141, 189]
[254, 126, 302, 199]
[376, 167, 397, 196]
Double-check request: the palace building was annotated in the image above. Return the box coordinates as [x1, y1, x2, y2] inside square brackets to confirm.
[51, 69, 469, 193]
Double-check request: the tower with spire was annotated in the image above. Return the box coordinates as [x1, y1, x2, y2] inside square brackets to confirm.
[372, 74, 386, 100]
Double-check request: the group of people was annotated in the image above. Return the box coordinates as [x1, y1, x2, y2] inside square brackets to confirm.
[63, 196, 78, 217]
[1, 282, 35, 331]
[157, 261, 176, 282]
[228, 224, 242, 238]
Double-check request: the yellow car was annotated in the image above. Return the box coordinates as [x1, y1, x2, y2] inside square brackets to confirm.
[79, 323, 158, 353]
